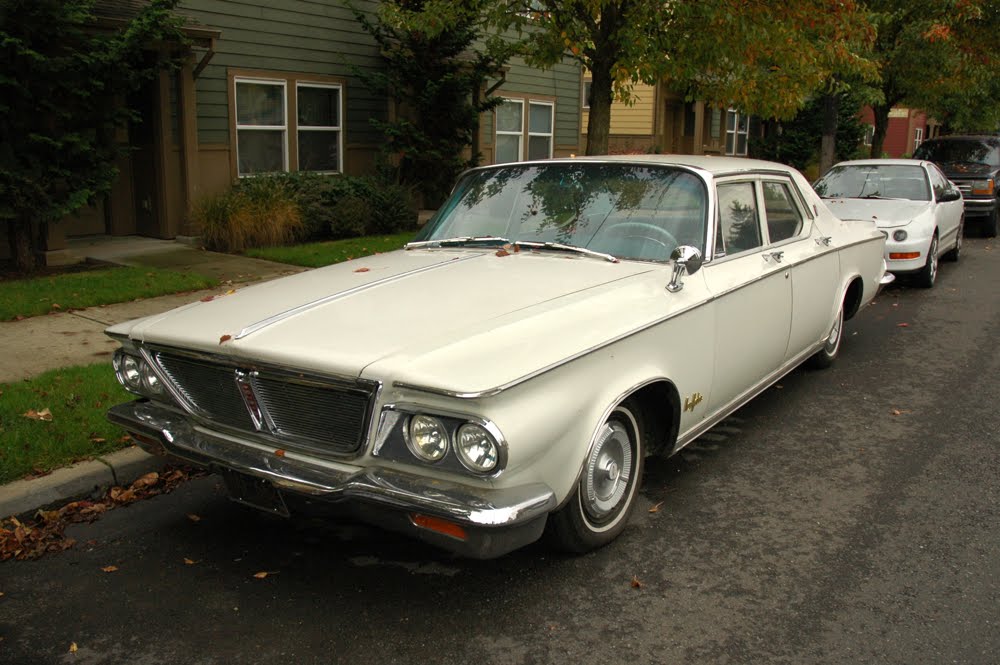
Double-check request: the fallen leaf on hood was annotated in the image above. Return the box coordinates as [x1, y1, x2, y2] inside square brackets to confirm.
[219, 334, 232, 345]
[253, 571, 277, 579]
[274, 449, 286, 457]
[22, 408, 53, 422]
[200, 295, 215, 302]
[630, 575, 644, 589]
[187, 514, 201, 523]
[495, 248, 510, 257]
[648, 501, 664, 513]
[353, 267, 370, 273]
[101, 565, 118, 573]
[69, 642, 78, 653]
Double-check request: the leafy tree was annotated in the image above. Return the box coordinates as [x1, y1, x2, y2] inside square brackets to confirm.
[864, 0, 1000, 155]
[0, 0, 187, 272]
[350, 0, 515, 206]
[499, 0, 875, 155]
[750, 90, 868, 172]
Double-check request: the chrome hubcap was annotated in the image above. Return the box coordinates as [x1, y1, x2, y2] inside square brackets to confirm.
[583, 421, 633, 520]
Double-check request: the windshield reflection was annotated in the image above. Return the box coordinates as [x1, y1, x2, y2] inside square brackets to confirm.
[415, 163, 708, 262]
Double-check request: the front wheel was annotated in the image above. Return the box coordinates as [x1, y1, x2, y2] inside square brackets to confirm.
[986, 207, 999, 238]
[807, 301, 844, 369]
[547, 401, 645, 553]
[915, 235, 938, 288]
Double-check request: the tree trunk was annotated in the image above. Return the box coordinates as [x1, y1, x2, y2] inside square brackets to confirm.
[585, 58, 614, 156]
[870, 104, 891, 159]
[819, 92, 838, 177]
[7, 216, 37, 273]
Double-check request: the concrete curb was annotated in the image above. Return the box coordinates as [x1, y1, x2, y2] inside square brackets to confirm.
[0, 447, 167, 519]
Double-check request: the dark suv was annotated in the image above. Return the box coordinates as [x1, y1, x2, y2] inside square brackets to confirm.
[913, 135, 1000, 237]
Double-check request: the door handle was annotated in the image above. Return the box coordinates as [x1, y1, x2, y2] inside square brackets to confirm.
[763, 251, 784, 263]
[815, 236, 833, 246]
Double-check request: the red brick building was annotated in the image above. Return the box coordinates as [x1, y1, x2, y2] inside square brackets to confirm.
[858, 107, 942, 158]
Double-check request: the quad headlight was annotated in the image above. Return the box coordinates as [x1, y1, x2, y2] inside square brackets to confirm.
[406, 415, 449, 462]
[113, 349, 167, 399]
[455, 424, 499, 473]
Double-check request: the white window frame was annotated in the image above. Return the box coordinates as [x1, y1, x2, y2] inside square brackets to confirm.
[582, 80, 592, 109]
[295, 81, 344, 174]
[527, 100, 555, 160]
[496, 98, 526, 162]
[234, 77, 288, 176]
[725, 108, 749, 157]
[913, 127, 923, 152]
[863, 125, 874, 146]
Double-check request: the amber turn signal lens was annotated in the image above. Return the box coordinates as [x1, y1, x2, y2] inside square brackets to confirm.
[410, 513, 467, 541]
[889, 252, 921, 260]
[972, 179, 994, 196]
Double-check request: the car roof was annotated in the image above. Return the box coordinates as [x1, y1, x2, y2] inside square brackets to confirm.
[512, 154, 798, 176]
[829, 158, 932, 168]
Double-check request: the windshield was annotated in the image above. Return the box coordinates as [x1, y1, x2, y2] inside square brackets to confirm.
[414, 163, 708, 262]
[913, 138, 1000, 167]
[813, 164, 930, 201]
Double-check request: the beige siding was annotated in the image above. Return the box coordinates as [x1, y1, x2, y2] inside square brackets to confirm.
[582, 82, 655, 136]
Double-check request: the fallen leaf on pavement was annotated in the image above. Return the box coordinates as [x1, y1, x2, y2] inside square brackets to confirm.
[253, 571, 277, 579]
[648, 501, 664, 513]
[69, 642, 78, 653]
[630, 575, 643, 589]
[890, 408, 911, 416]
[22, 408, 53, 422]
[219, 334, 232, 345]
[187, 514, 201, 523]
[897, 322, 909, 327]
[101, 565, 118, 573]
[183, 558, 198, 565]
[200, 295, 215, 302]
[132, 472, 159, 489]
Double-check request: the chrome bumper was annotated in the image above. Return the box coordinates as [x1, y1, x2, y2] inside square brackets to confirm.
[108, 400, 556, 558]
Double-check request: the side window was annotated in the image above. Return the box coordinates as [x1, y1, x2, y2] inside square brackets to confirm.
[928, 166, 949, 200]
[715, 182, 762, 257]
[762, 181, 804, 243]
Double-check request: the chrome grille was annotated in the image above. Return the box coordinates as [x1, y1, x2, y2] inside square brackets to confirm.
[156, 354, 256, 431]
[254, 376, 371, 452]
[956, 182, 972, 196]
[152, 351, 374, 455]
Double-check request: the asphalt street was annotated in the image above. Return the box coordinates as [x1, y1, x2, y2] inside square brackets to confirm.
[1, 237, 998, 665]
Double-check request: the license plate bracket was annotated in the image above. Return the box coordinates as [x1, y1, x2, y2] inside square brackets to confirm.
[219, 468, 290, 518]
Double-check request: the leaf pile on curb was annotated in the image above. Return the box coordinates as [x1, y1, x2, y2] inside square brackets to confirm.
[0, 467, 203, 561]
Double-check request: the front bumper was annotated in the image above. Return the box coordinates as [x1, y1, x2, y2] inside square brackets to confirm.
[884, 235, 931, 274]
[108, 400, 556, 558]
[962, 198, 995, 218]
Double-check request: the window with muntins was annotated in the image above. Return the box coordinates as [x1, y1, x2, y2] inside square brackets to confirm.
[725, 109, 749, 156]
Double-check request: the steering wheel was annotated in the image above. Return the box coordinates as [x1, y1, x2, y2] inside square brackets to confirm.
[606, 221, 678, 255]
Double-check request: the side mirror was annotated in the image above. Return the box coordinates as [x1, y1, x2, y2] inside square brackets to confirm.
[939, 189, 962, 202]
[667, 245, 703, 292]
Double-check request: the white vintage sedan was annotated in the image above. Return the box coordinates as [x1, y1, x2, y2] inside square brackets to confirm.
[813, 159, 964, 287]
[107, 156, 890, 558]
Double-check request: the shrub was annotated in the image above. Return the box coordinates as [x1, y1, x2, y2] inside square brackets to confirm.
[329, 195, 372, 238]
[192, 177, 303, 253]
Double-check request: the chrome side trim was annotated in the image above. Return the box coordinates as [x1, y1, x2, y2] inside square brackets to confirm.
[235, 254, 481, 340]
[108, 400, 555, 528]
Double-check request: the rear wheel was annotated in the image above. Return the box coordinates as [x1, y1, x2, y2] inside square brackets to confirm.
[943, 217, 963, 262]
[547, 401, 645, 553]
[915, 235, 938, 288]
[807, 300, 844, 369]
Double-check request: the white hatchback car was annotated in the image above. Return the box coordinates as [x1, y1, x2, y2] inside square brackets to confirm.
[813, 159, 964, 287]
[107, 156, 890, 558]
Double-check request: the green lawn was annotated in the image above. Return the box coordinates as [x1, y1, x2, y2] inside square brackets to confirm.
[0, 266, 217, 321]
[0, 364, 132, 484]
[246, 231, 416, 268]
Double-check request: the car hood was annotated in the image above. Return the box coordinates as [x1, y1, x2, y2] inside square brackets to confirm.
[935, 162, 997, 177]
[822, 198, 931, 228]
[110, 248, 677, 395]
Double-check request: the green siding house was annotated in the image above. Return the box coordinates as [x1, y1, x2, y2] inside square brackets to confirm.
[44, 0, 583, 260]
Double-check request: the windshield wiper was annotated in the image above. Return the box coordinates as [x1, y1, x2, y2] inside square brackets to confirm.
[405, 235, 511, 249]
[859, 194, 903, 200]
[513, 240, 619, 263]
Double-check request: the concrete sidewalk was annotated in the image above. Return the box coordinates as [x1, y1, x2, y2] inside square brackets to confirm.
[1, 236, 306, 518]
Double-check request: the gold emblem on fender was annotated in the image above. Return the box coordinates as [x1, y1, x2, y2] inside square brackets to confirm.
[684, 392, 704, 412]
